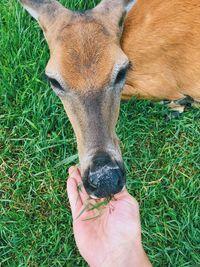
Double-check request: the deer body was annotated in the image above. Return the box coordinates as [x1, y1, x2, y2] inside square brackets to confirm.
[19, 0, 200, 198]
[122, 0, 200, 103]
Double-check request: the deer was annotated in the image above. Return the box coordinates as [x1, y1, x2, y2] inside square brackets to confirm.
[19, 0, 200, 198]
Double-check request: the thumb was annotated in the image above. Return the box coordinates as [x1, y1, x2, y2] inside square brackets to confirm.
[67, 168, 83, 219]
[114, 187, 139, 207]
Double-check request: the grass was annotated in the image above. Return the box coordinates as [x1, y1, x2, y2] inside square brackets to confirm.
[0, 0, 200, 266]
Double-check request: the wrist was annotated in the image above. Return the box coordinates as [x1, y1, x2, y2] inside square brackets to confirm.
[101, 243, 152, 267]
[124, 245, 152, 267]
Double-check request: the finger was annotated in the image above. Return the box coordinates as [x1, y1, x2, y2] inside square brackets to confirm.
[114, 187, 139, 207]
[68, 166, 82, 184]
[67, 177, 82, 219]
[68, 166, 90, 203]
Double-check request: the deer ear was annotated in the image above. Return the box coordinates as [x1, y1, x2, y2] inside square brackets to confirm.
[95, 0, 137, 14]
[19, 0, 71, 29]
[124, 0, 137, 13]
[119, 0, 137, 27]
[94, 0, 137, 30]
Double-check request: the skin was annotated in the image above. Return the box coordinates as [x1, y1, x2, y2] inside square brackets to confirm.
[67, 166, 152, 267]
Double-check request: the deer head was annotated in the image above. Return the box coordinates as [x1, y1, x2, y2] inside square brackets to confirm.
[19, 0, 136, 198]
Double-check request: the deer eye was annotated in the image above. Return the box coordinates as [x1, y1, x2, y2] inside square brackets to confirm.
[114, 67, 128, 85]
[45, 75, 64, 91]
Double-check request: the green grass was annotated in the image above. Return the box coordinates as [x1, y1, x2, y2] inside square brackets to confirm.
[0, 0, 200, 266]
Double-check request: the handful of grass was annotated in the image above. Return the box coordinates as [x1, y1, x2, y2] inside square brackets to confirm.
[76, 183, 113, 221]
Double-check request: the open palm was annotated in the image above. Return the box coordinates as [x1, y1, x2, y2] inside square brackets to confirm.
[67, 167, 148, 267]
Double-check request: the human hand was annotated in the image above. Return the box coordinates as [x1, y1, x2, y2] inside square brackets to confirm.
[67, 166, 152, 267]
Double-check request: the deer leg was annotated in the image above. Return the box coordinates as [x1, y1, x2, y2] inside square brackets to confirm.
[160, 96, 194, 120]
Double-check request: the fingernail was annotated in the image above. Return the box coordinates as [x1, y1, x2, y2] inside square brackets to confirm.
[68, 166, 75, 175]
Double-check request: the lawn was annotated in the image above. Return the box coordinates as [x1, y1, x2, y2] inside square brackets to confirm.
[0, 0, 200, 266]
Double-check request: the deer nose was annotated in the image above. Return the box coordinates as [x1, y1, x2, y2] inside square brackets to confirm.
[83, 152, 126, 198]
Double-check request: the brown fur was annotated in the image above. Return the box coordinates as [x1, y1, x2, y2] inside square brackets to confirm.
[59, 20, 113, 90]
[43, 0, 200, 100]
[44, 10, 126, 93]
[122, 0, 200, 101]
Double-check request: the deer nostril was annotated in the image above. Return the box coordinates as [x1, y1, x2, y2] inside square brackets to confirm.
[86, 165, 125, 196]
[83, 152, 126, 198]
